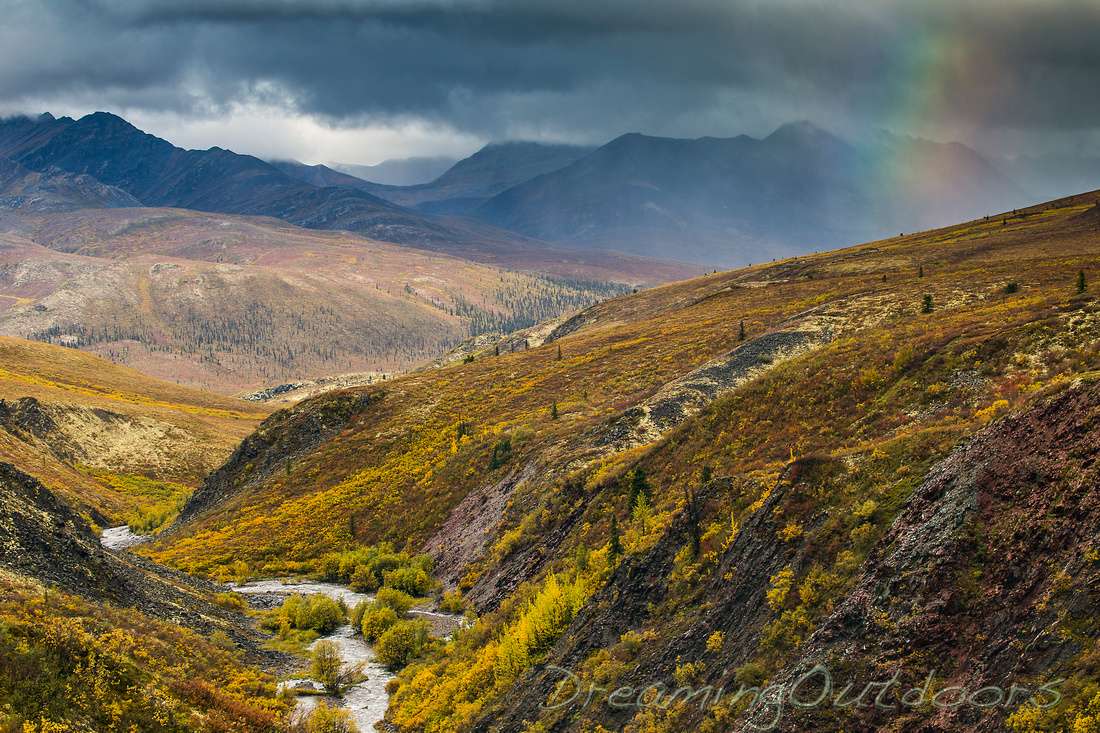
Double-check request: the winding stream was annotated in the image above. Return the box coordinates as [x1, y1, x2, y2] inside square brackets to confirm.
[100, 527, 460, 730]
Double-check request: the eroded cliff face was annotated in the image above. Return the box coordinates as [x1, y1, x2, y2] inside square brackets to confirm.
[746, 377, 1100, 733]
[470, 378, 1100, 733]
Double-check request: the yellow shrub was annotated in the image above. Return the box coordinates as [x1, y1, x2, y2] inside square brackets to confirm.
[766, 569, 794, 611]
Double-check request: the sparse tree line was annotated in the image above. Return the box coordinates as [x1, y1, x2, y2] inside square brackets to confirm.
[19, 272, 629, 377]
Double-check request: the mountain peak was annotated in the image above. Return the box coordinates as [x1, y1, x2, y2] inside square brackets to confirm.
[80, 110, 144, 134]
[765, 120, 837, 145]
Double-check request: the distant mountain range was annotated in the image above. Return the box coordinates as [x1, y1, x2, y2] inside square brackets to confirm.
[0, 112, 542, 261]
[2, 111, 1088, 266]
[400, 123, 1029, 263]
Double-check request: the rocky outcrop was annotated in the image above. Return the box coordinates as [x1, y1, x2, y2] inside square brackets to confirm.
[734, 378, 1100, 732]
[596, 308, 837, 451]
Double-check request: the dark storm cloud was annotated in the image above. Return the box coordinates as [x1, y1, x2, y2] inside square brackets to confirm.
[2, 0, 1099, 150]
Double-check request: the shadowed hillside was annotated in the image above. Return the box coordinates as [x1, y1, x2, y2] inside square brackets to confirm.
[470, 124, 1027, 265]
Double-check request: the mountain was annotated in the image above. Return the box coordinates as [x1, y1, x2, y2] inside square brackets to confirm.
[469, 123, 1028, 265]
[330, 156, 458, 186]
[997, 150, 1100, 202]
[267, 158, 380, 189]
[357, 141, 596, 214]
[0, 112, 559, 258]
[0, 113, 1035, 269]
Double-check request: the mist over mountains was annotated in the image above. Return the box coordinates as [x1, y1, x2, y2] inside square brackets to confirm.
[0, 111, 1084, 267]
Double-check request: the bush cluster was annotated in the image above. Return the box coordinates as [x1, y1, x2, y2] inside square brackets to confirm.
[375, 618, 430, 670]
[262, 593, 346, 635]
[319, 543, 434, 596]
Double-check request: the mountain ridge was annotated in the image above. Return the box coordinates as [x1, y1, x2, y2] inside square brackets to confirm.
[0, 112, 556, 258]
[470, 124, 1027, 264]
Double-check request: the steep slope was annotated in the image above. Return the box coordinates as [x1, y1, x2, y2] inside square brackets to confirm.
[147, 189, 1100, 732]
[472, 124, 1027, 265]
[0, 461, 291, 732]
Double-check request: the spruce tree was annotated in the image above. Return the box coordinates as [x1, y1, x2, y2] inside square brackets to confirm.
[625, 467, 650, 510]
[609, 515, 622, 557]
[1077, 270, 1088, 294]
[738, 320, 746, 341]
[551, 400, 558, 419]
[921, 294, 934, 313]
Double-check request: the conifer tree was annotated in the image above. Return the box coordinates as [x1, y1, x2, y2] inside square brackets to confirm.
[738, 320, 746, 341]
[550, 400, 558, 419]
[921, 294, 934, 313]
[625, 467, 650, 509]
[609, 515, 622, 557]
[1077, 270, 1088, 294]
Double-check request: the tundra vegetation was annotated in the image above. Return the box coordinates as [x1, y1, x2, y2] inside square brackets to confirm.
[152, 195, 1100, 732]
[6, 194, 1100, 732]
[0, 578, 288, 732]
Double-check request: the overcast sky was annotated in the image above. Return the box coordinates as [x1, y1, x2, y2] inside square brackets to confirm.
[1, 0, 1098, 165]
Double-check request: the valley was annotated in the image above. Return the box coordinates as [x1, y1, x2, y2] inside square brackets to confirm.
[2, 110, 1100, 732]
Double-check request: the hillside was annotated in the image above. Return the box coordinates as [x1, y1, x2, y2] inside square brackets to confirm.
[144, 191, 1100, 731]
[0, 335, 268, 525]
[0, 155, 141, 213]
[0, 461, 292, 732]
[0, 206, 693, 394]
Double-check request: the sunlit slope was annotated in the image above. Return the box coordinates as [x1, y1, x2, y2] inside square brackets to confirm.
[0, 335, 269, 524]
[0, 207, 675, 393]
[147, 192, 1100, 572]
